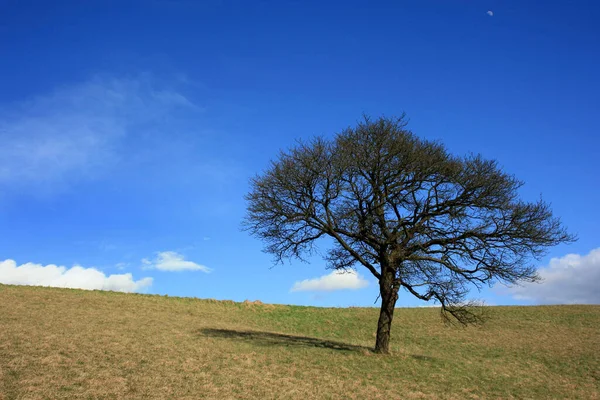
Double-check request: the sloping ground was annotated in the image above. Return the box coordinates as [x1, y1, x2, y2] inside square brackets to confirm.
[0, 285, 598, 399]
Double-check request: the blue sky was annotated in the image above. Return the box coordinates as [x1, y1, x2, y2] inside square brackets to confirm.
[1, 0, 598, 307]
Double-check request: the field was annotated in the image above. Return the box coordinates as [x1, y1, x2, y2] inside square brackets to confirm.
[0, 284, 598, 399]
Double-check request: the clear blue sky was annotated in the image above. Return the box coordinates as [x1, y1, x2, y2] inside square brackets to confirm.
[1, 0, 598, 307]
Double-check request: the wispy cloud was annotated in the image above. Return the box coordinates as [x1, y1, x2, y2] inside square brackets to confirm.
[291, 270, 369, 292]
[503, 248, 600, 304]
[142, 251, 211, 272]
[0, 75, 197, 190]
[0, 259, 152, 292]
[115, 262, 129, 270]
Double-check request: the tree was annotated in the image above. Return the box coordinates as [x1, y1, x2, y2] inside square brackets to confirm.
[244, 115, 575, 354]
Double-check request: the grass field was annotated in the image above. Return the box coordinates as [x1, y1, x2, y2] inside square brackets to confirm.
[0, 284, 598, 399]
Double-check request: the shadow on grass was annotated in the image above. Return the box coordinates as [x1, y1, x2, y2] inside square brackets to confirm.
[199, 328, 369, 353]
[199, 328, 437, 361]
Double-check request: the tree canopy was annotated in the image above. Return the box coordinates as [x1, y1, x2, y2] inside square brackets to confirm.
[244, 115, 575, 354]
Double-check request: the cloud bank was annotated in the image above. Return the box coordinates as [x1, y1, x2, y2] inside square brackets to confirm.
[142, 251, 211, 272]
[291, 270, 369, 292]
[0, 259, 152, 292]
[505, 248, 600, 304]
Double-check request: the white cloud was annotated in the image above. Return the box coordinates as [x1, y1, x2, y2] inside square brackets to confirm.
[487, 10, 494, 16]
[0, 75, 197, 190]
[0, 259, 152, 292]
[291, 270, 369, 292]
[504, 248, 600, 304]
[115, 262, 129, 270]
[142, 251, 211, 272]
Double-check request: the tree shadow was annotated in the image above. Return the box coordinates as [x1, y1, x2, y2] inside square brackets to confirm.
[199, 328, 369, 353]
[198, 328, 437, 361]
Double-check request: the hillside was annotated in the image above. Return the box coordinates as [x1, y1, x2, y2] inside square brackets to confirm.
[1, 284, 598, 399]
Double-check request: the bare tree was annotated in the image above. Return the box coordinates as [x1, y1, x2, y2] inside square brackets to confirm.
[244, 115, 575, 354]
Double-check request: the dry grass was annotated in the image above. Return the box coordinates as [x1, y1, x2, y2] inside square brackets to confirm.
[1, 284, 598, 399]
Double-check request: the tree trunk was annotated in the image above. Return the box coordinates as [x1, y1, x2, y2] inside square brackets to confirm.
[374, 270, 399, 354]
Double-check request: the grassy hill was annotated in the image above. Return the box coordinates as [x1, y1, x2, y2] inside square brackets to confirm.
[0, 285, 598, 399]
